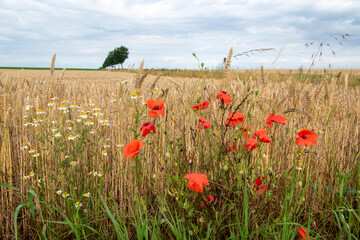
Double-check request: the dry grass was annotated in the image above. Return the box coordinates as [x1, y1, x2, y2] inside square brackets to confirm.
[0, 67, 360, 239]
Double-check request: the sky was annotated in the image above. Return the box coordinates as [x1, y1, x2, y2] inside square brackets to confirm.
[0, 0, 359, 69]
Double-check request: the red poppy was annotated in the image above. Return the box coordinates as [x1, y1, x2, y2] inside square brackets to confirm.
[226, 112, 245, 127]
[216, 91, 231, 105]
[140, 122, 156, 137]
[254, 176, 266, 195]
[185, 173, 209, 192]
[266, 113, 287, 129]
[295, 129, 318, 147]
[226, 141, 236, 152]
[146, 99, 165, 118]
[191, 101, 210, 111]
[244, 137, 258, 152]
[254, 128, 272, 145]
[297, 227, 311, 240]
[200, 195, 215, 207]
[123, 139, 144, 158]
[198, 117, 211, 130]
[240, 126, 252, 139]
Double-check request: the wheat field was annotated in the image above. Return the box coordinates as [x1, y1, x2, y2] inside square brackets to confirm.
[1, 63, 360, 239]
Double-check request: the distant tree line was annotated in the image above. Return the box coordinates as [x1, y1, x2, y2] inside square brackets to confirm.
[102, 46, 129, 69]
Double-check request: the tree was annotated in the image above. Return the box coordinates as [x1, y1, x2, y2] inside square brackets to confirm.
[102, 46, 129, 69]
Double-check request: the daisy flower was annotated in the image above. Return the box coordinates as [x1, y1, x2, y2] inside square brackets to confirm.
[85, 121, 93, 126]
[33, 121, 39, 127]
[51, 127, 58, 133]
[103, 145, 110, 148]
[116, 80, 128, 85]
[97, 171, 103, 177]
[89, 171, 98, 176]
[75, 202, 83, 208]
[92, 107, 101, 111]
[70, 161, 78, 166]
[33, 153, 40, 158]
[54, 132, 62, 138]
[29, 171, 35, 177]
[94, 111, 103, 117]
[67, 124, 73, 130]
[116, 143, 124, 148]
[61, 100, 68, 104]
[102, 150, 107, 156]
[68, 135, 76, 141]
[152, 88, 160, 94]
[21, 146, 29, 151]
[24, 122, 33, 126]
[47, 102, 54, 107]
[58, 105, 67, 111]
[83, 192, 90, 198]
[130, 93, 137, 99]
[89, 102, 95, 106]
[80, 112, 88, 118]
[76, 117, 82, 122]
[62, 192, 70, 198]
[51, 120, 57, 124]
[36, 110, 45, 115]
[51, 97, 58, 101]
[56, 190, 62, 195]
[29, 149, 36, 153]
[23, 175, 30, 180]
[25, 105, 33, 111]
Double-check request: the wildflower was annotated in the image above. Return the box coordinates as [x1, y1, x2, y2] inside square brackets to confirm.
[89, 171, 98, 176]
[83, 192, 90, 198]
[33, 121, 39, 127]
[244, 137, 258, 152]
[67, 124, 73, 130]
[21, 146, 29, 151]
[295, 129, 318, 147]
[33, 153, 40, 158]
[240, 126, 252, 139]
[24, 175, 30, 180]
[69, 104, 76, 108]
[29, 171, 35, 177]
[226, 141, 236, 152]
[92, 107, 101, 111]
[153, 88, 160, 94]
[130, 92, 137, 99]
[70, 161, 78, 166]
[37, 178, 43, 183]
[58, 105, 67, 111]
[254, 177, 266, 195]
[66, 120, 73, 123]
[51, 127, 58, 133]
[48, 102, 54, 107]
[296, 159, 303, 171]
[90, 130, 95, 134]
[140, 122, 156, 137]
[89, 102, 95, 106]
[146, 99, 165, 118]
[68, 135, 76, 141]
[80, 112, 88, 118]
[200, 195, 215, 207]
[51, 97, 58, 101]
[123, 139, 144, 158]
[116, 143, 124, 148]
[226, 112, 245, 127]
[103, 145, 110, 148]
[254, 128, 272, 144]
[297, 227, 311, 240]
[24, 122, 33, 126]
[116, 80, 128, 85]
[29, 149, 36, 153]
[25, 105, 33, 111]
[51, 120, 57, 124]
[216, 91, 231, 105]
[62, 192, 70, 198]
[136, 89, 141, 94]
[266, 113, 287, 129]
[94, 111, 103, 117]
[36, 118, 43, 123]
[36, 110, 45, 115]
[62, 100, 68, 104]
[56, 190, 62, 195]
[75, 202, 83, 208]
[198, 117, 211, 130]
[192, 101, 210, 111]
[76, 117, 82, 122]
[184, 173, 209, 193]
[54, 132, 62, 138]
[85, 121, 93, 126]
[102, 150, 107, 156]
[97, 171, 103, 177]
[101, 119, 110, 126]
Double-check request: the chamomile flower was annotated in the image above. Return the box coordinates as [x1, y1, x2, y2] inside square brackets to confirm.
[51, 97, 58, 101]
[29, 149, 36, 153]
[33, 121, 39, 127]
[116, 143, 124, 148]
[70, 161, 78, 166]
[296, 159, 303, 171]
[62, 192, 70, 198]
[130, 92, 137, 99]
[94, 111, 103, 117]
[78, 107, 85, 113]
[24, 122, 33, 126]
[25, 105, 33, 111]
[92, 107, 101, 111]
[36, 118, 43, 123]
[67, 124, 73, 130]
[80, 112, 88, 118]
[62, 100, 68, 104]
[36, 110, 45, 115]
[56, 190, 62, 195]
[90, 130, 95, 134]
[75, 202, 83, 208]
[101, 150, 107, 156]
[29, 171, 35, 177]
[48, 102, 54, 107]
[37, 178, 43, 183]
[103, 145, 110, 148]
[85, 121, 93, 126]
[51, 120, 57, 124]
[116, 80, 128, 85]
[70, 104, 76, 108]
[21, 146, 29, 151]
[24, 175, 30, 180]
[89, 102, 95, 106]
[153, 88, 160, 94]
[83, 192, 90, 198]
[97, 171, 103, 177]
[51, 127, 58, 133]
[101, 120, 110, 126]
[65, 120, 73, 123]
[54, 132, 62, 138]
[89, 171, 98, 176]
[76, 117, 82, 123]
[68, 135, 76, 141]
[33, 153, 40, 158]
[58, 105, 67, 111]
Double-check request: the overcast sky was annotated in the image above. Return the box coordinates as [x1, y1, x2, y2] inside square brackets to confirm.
[0, 0, 359, 69]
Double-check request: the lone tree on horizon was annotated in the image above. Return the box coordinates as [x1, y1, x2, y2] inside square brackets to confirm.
[102, 46, 129, 69]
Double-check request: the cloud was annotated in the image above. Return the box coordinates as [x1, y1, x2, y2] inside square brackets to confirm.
[0, 0, 359, 69]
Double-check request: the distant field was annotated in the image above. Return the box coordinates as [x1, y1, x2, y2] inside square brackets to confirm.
[1, 66, 360, 239]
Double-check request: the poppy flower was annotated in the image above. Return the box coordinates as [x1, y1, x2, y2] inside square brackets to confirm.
[297, 227, 311, 240]
[226, 112, 245, 127]
[254, 128, 272, 144]
[146, 99, 165, 118]
[216, 91, 231, 105]
[266, 113, 287, 129]
[198, 117, 211, 130]
[295, 129, 318, 147]
[244, 137, 258, 152]
[191, 101, 210, 111]
[123, 139, 144, 158]
[226, 141, 236, 152]
[240, 126, 252, 139]
[140, 122, 156, 137]
[184, 173, 209, 192]
[200, 195, 215, 207]
[254, 176, 266, 195]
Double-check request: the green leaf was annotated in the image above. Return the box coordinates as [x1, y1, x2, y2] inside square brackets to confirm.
[196, 97, 202, 104]
[0, 182, 18, 191]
